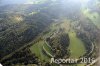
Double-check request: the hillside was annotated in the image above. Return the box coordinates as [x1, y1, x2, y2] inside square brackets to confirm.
[0, 0, 100, 66]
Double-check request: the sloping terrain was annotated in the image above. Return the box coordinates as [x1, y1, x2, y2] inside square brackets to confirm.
[0, 0, 100, 66]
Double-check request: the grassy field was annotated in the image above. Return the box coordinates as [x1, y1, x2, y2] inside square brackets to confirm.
[43, 42, 53, 55]
[68, 31, 86, 58]
[59, 19, 86, 59]
[29, 23, 59, 62]
[29, 20, 87, 66]
[30, 41, 50, 61]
